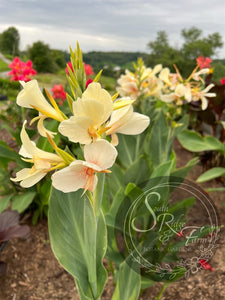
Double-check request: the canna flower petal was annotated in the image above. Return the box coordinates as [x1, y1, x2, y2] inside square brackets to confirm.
[106, 105, 150, 135]
[75, 82, 113, 121]
[84, 139, 118, 170]
[11, 168, 47, 188]
[59, 116, 96, 144]
[19, 121, 62, 162]
[52, 161, 98, 193]
[17, 80, 64, 122]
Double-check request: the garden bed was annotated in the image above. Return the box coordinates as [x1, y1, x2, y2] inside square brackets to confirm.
[0, 138, 224, 300]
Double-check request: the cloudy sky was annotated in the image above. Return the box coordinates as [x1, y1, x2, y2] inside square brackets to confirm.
[0, 0, 225, 57]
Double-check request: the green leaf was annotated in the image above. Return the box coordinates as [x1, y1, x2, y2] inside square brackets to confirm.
[48, 187, 107, 299]
[0, 194, 13, 213]
[144, 111, 170, 166]
[11, 191, 36, 213]
[197, 167, 225, 182]
[116, 135, 137, 168]
[177, 130, 225, 154]
[124, 155, 151, 185]
[0, 140, 25, 167]
[171, 157, 199, 178]
[112, 260, 141, 300]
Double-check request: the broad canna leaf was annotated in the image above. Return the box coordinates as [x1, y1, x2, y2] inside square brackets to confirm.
[197, 167, 225, 182]
[112, 259, 141, 300]
[48, 187, 107, 300]
[177, 130, 225, 154]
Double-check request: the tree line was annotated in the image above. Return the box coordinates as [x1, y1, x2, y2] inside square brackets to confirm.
[0, 26, 224, 81]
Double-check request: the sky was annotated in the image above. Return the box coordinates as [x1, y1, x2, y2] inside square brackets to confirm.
[0, 0, 225, 58]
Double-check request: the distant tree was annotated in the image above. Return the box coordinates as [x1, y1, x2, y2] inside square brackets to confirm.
[147, 31, 182, 68]
[147, 27, 223, 76]
[27, 41, 56, 73]
[51, 49, 66, 69]
[181, 27, 223, 60]
[0, 26, 20, 56]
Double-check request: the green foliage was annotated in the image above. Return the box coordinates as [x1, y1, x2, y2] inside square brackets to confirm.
[112, 259, 141, 300]
[51, 49, 66, 69]
[0, 26, 20, 56]
[28, 41, 56, 73]
[82, 51, 147, 73]
[48, 188, 107, 299]
[0, 59, 10, 72]
[0, 77, 20, 100]
[211, 61, 225, 83]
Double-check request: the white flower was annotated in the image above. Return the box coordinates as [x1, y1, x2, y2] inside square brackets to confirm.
[11, 121, 66, 188]
[52, 139, 117, 193]
[192, 84, 216, 110]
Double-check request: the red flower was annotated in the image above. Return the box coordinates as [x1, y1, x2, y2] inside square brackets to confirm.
[84, 63, 94, 76]
[220, 77, 225, 85]
[199, 259, 215, 271]
[86, 78, 93, 88]
[65, 62, 74, 75]
[196, 56, 212, 69]
[8, 57, 36, 82]
[51, 84, 67, 105]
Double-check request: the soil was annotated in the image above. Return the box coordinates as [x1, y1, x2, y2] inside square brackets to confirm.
[0, 126, 225, 300]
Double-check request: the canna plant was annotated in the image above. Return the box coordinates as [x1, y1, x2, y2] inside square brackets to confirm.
[9, 43, 217, 300]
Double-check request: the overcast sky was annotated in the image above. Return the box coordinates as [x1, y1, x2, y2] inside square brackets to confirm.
[0, 0, 225, 57]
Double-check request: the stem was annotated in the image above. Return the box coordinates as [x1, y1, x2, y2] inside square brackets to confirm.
[156, 283, 169, 300]
[92, 173, 105, 218]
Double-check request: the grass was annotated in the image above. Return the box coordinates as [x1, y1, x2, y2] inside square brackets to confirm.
[0, 59, 10, 72]
[33, 72, 67, 89]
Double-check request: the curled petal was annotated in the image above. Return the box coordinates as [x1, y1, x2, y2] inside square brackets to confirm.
[114, 112, 150, 135]
[20, 121, 61, 162]
[106, 105, 150, 135]
[84, 139, 118, 170]
[17, 80, 63, 121]
[11, 168, 47, 188]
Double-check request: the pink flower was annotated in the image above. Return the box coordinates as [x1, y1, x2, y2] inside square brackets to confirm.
[65, 62, 74, 75]
[84, 62, 94, 76]
[199, 259, 215, 271]
[51, 84, 66, 105]
[65, 62, 94, 77]
[86, 78, 93, 88]
[196, 56, 212, 69]
[8, 57, 36, 82]
[220, 77, 225, 85]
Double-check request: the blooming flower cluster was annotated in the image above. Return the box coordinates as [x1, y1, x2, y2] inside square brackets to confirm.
[117, 57, 216, 110]
[51, 84, 67, 105]
[159, 64, 216, 110]
[8, 57, 36, 82]
[117, 58, 162, 100]
[11, 48, 150, 193]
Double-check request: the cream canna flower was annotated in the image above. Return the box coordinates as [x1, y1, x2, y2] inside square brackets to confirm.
[116, 70, 139, 99]
[11, 121, 70, 188]
[17, 80, 66, 137]
[59, 82, 113, 144]
[52, 139, 117, 193]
